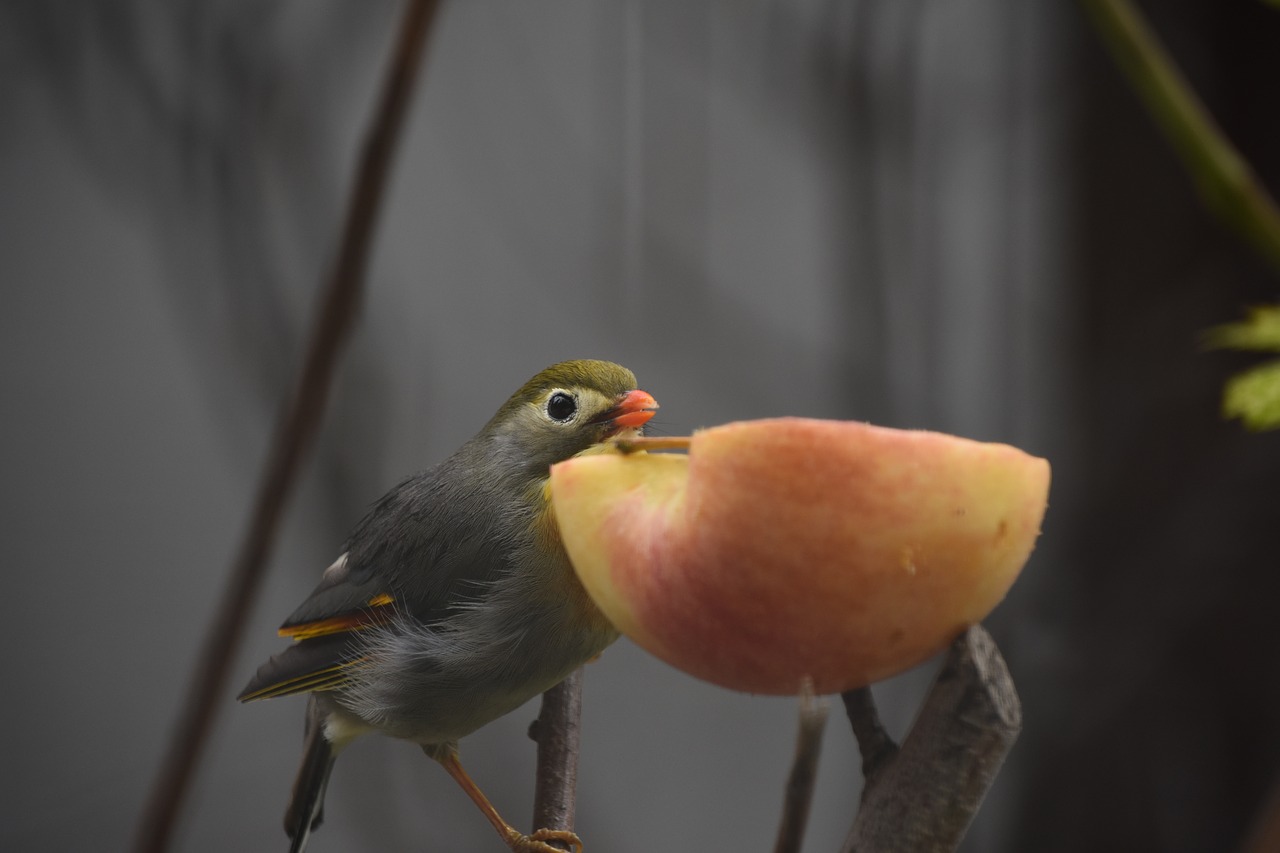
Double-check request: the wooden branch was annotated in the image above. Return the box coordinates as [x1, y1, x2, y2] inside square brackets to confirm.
[132, 3, 440, 851]
[773, 684, 830, 853]
[841, 626, 1022, 853]
[1080, 0, 1280, 275]
[529, 668, 585, 851]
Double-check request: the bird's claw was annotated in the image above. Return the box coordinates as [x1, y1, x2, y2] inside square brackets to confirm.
[508, 827, 584, 853]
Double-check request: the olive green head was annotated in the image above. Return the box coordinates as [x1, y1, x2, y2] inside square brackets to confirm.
[481, 359, 657, 474]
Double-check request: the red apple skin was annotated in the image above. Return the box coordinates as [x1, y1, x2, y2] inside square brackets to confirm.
[549, 418, 1050, 695]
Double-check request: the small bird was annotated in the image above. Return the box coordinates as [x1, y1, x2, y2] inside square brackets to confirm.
[239, 360, 658, 853]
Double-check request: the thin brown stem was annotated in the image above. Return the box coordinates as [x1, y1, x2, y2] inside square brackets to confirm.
[529, 668, 585, 851]
[612, 435, 693, 453]
[840, 687, 899, 789]
[773, 684, 830, 853]
[132, 3, 440, 850]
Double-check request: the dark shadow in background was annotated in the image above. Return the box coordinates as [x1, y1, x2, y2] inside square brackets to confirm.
[1007, 2, 1280, 851]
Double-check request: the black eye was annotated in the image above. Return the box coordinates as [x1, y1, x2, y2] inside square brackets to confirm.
[546, 391, 577, 422]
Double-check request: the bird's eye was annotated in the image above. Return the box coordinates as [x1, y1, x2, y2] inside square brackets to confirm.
[546, 391, 578, 422]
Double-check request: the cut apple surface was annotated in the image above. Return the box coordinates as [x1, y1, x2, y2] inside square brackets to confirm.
[549, 418, 1050, 695]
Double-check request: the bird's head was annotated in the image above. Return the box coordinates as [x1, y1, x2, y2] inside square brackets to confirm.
[482, 360, 658, 475]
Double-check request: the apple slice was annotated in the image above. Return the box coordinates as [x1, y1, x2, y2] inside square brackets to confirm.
[549, 418, 1050, 695]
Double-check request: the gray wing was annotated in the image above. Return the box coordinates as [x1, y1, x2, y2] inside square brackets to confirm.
[238, 459, 522, 702]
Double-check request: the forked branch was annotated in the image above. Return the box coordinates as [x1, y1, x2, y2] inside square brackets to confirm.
[841, 626, 1021, 853]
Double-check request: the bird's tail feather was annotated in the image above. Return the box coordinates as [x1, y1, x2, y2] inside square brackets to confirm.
[285, 696, 337, 853]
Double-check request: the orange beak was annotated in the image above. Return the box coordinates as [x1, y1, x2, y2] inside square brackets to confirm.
[593, 389, 658, 432]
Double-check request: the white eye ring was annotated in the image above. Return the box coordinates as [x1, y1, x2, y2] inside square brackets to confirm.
[545, 390, 578, 423]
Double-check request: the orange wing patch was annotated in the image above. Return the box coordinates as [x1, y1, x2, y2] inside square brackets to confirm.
[278, 594, 396, 642]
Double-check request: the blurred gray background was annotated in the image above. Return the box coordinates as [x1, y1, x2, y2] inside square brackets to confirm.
[4, 2, 1280, 851]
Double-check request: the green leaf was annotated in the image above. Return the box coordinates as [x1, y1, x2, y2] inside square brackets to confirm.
[1203, 305, 1280, 352]
[1222, 359, 1280, 431]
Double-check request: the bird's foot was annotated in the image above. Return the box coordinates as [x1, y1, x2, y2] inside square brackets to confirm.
[506, 827, 584, 853]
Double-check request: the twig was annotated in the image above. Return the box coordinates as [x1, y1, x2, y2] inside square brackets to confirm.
[132, 3, 440, 851]
[529, 668, 585, 851]
[841, 626, 1021, 853]
[613, 435, 693, 453]
[840, 687, 899, 790]
[1080, 0, 1280, 274]
[773, 683, 830, 853]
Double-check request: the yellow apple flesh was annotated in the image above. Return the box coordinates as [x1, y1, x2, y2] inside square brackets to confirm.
[549, 418, 1050, 695]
